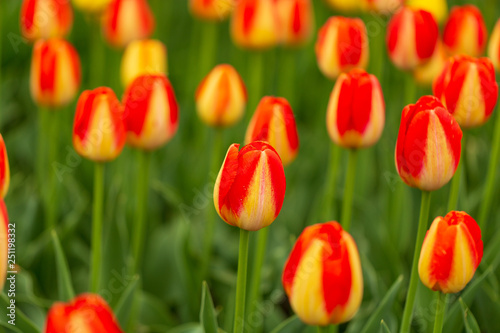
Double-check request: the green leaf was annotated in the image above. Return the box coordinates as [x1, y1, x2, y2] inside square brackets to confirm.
[113, 274, 139, 324]
[167, 323, 204, 333]
[360, 275, 403, 333]
[0, 294, 41, 333]
[380, 320, 391, 333]
[51, 231, 75, 301]
[200, 282, 218, 333]
[269, 315, 305, 333]
[459, 298, 480, 333]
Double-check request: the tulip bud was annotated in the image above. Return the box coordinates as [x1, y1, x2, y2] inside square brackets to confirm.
[360, 0, 403, 16]
[0, 135, 10, 199]
[275, 0, 315, 47]
[214, 141, 286, 231]
[0, 200, 8, 290]
[123, 75, 179, 150]
[487, 19, 500, 71]
[315, 17, 369, 80]
[395, 96, 462, 192]
[189, 0, 234, 21]
[72, 0, 113, 14]
[406, 0, 448, 23]
[413, 39, 448, 86]
[326, 69, 385, 149]
[30, 39, 82, 108]
[20, 0, 73, 42]
[433, 55, 498, 129]
[282, 221, 363, 326]
[230, 0, 281, 50]
[386, 7, 439, 70]
[73, 87, 126, 162]
[324, 0, 358, 13]
[45, 293, 123, 332]
[102, 0, 155, 48]
[121, 39, 167, 88]
[245, 97, 299, 166]
[443, 5, 487, 57]
[418, 211, 483, 294]
[195, 64, 247, 128]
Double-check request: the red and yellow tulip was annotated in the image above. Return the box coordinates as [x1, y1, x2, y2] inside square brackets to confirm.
[282, 221, 363, 326]
[0, 135, 9, 199]
[189, 0, 234, 21]
[418, 211, 483, 294]
[20, 0, 73, 42]
[121, 39, 167, 88]
[360, 0, 403, 15]
[0, 200, 8, 290]
[487, 19, 500, 71]
[406, 0, 448, 23]
[274, 0, 314, 47]
[443, 5, 487, 57]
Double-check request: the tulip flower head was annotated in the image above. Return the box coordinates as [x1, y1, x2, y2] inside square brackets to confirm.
[245, 96, 299, 166]
[443, 5, 487, 57]
[326, 69, 385, 149]
[73, 87, 126, 162]
[386, 7, 439, 70]
[121, 39, 167, 88]
[30, 39, 82, 108]
[0, 200, 8, 290]
[195, 64, 247, 128]
[123, 75, 179, 150]
[45, 293, 123, 332]
[315, 17, 369, 80]
[406, 0, 448, 23]
[487, 19, 500, 71]
[324, 0, 358, 13]
[214, 141, 286, 231]
[360, 0, 403, 16]
[20, 0, 73, 42]
[103, 0, 155, 48]
[282, 221, 363, 326]
[0, 135, 9, 199]
[274, 0, 315, 47]
[433, 55, 498, 129]
[73, 0, 113, 14]
[418, 211, 483, 294]
[189, 0, 234, 21]
[231, 0, 281, 50]
[413, 39, 448, 86]
[395, 96, 462, 192]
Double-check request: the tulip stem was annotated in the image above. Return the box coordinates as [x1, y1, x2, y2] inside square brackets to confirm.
[433, 292, 445, 333]
[247, 52, 264, 120]
[90, 162, 105, 293]
[90, 17, 105, 88]
[132, 151, 151, 274]
[322, 143, 341, 221]
[199, 21, 219, 80]
[317, 326, 330, 333]
[234, 229, 250, 333]
[400, 190, 432, 333]
[447, 134, 466, 212]
[341, 149, 358, 232]
[46, 110, 60, 230]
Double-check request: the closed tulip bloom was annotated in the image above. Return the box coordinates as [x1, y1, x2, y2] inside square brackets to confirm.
[214, 141, 286, 231]
[326, 69, 385, 149]
[231, 0, 281, 50]
[443, 5, 487, 57]
[0, 200, 8, 290]
[487, 19, 500, 71]
[413, 40, 448, 86]
[245, 97, 299, 166]
[282, 221, 363, 326]
[123, 75, 179, 150]
[395, 96, 462, 192]
[360, 0, 403, 15]
[433, 55, 498, 129]
[324, 0, 358, 13]
[45, 294, 123, 332]
[103, 0, 155, 48]
[195, 64, 247, 127]
[386, 7, 438, 70]
[73, 87, 126, 162]
[406, 0, 448, 23]
[121, 39, 167, 88]
[0, 135, 9, 199]
[189, 0, 234, 21]
[418, 211, 483, 294]
[20, 0, 73, 42]
[315, 17, 369, 80]
[30, 39, 81, 108]
[275, 0, 315, 47]
[72, 0, 113, 13]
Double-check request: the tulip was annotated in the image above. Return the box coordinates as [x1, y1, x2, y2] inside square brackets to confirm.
[230, 0, 281, 50]
[121, 39, 167, 88]
[413, 40, 447, 86]
[45, 294, 123, 332]
[214, 141, 286, 231]
[489, 19, 500, 71]
[315, 17, 369, 80]
[189, 0, 234, 21]
[102, 0, 155, 48]
[406, 0, 448, 23]
[123, 75, 179, 150]
[433, 55, 498, 129]
[0, 200, 8, 290]
[30, 39, 81, 108]
[395, 96, 462, 192]
[73, 87, 126, 162]
[282, 221, 363, 326]
[324, 0, 358, 13]
[274, 0, 315, 47]
[72, 0, 113, 14]
[245, 97, 299, 166]
[443, 5, 487, 57]
[360, 0, 403, 15]
[195, 64, 247, 128]
[20, 0, 73, 42]
[0, 135, 9, 199]
[418, 211, 483, 294]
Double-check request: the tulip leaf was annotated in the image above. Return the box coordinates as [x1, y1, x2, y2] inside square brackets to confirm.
[167, 323, 204, 333]
[459, 298, 480, 333]
[113, 274, 139, 324]
[200, 281, 219, 333]
[51, 230, 75, 301]
[269, 315, 305, 333]
[0, 294, 41, 333]
[380, 320, 391, 333]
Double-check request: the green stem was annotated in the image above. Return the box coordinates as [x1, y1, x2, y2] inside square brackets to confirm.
[247, 52, 265, 120]
[478, 104, 500, 229]
[90, 163, 105, 293]
[404, 72, 417, 106]
[317, 326, 330, 333]
[322, 143, 341, 221]
[400, 191, 432, 333]
[341, 149, 358, 232]
[447, 134, 466, 212]
[37, 109, 48, 213]
[279, 49, 296, 105]
[234, 229, 250, 333]
[90, 17, 105, 88]
[132, 151, 151, 274]
[46, 110, 60, 230]
[433, 292, 445, 333]
[199, 21, 219, 80]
